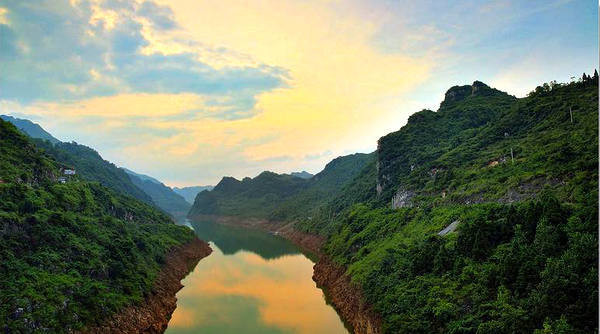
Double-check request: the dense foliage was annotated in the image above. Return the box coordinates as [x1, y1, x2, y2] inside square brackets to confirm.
[32, 139, 153, 204]
[312, 78, 598, 333]
[189, 171, 308, 218]
[188, 153, 371, 220]
[0, 120, 195, 332]
[375, 80, 598, 206]
[326, 194, 597, 333]
[202, 76, 598, 332]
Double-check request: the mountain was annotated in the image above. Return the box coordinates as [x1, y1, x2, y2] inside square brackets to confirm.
[187, 153, 372, 221]
[0, 119, 196, 331]
[33, 140, 154, 205]
[172, 185, 214, 204]
[290, 171, 313, 179]
[122, 167, 162, 185]
[1, 116, 154, 205]
[190, 76, 599, 333]
[270, 153, 373, 223]
[314, 78, 599, 333]
[0, 115, 60, 144]
[123, 169, 191, 220]
[188, 171, 308, 219]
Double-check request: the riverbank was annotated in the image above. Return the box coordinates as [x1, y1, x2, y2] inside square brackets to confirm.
[190, 214, 381, 334]
[81, 237, 212, 334]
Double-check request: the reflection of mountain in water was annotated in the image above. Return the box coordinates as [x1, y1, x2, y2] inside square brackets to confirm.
[189, 219, 300, 260]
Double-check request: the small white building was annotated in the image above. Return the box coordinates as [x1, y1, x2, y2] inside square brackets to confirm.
[63, 169, 76, 175]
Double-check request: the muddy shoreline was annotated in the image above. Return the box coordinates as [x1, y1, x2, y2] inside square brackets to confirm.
[190, 214, 381, 334]
[81, 237, 212, 334]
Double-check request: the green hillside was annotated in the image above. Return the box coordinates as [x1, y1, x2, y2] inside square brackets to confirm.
[188, 153, 373, 221]
[123, 169, 191, 221]
[0, 119, 196, 332]
[188, 171, 308, 219]
[0, 115, 60, 144]
[303, 77, 599, 333]
[32, 140, 154, 205]
[189, 74, 598, 333]
[270, 153, 373, 222]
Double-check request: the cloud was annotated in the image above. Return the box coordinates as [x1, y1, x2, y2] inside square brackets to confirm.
[0, 0, 285, 122]
[136, 1, 177, 30]
[1, 0, 595, 186]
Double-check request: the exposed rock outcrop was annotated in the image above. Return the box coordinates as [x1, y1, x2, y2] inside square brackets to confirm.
[313, 259, 382, 334]
[80, 237, 212, 334]
[391, 187, 414, 209]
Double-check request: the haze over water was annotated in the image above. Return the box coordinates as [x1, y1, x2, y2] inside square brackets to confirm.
[166, 220, 347, 334]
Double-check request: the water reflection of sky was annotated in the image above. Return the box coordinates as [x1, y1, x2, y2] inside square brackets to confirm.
[166, 221, 347, 334]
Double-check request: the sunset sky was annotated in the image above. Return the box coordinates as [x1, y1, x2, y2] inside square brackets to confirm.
[0, 0, 597, 186]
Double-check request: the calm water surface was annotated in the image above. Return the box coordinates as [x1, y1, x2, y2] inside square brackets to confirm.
[165, 219, 348, 334]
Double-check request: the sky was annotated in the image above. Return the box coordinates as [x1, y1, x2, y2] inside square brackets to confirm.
[0, 0, 597, 186]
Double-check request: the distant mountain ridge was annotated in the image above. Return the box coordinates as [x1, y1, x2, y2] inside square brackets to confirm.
[290, 171, 313, 179]
[187, 153, 372, 221]
[123, 168, 191, 220]
[188, 171, 308, 219]
[0, 115, 60, 143]
[172, 185, 214, 204]
[122, 168, 162, 185]
[33, 140, 154, 204]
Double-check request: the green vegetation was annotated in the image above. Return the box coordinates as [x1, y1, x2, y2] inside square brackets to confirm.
[270, 153, 373, 221]
[325, 195, 597, 333]
[190, 75, 598, 333]
[313, 77, 599, 333]
[0, 115, 60, 144]
[188, 153, 372, 221]
[0, 119, 196, 332]
[33, 140, 154, 204]
[189, 171, 308, 219]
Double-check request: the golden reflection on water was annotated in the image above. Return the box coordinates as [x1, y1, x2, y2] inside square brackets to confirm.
[166, 241, 347, 334]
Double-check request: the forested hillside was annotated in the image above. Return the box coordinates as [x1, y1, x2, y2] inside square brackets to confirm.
[305, 77, 599, 333]
[0, 119, 196, 332]
[0, 115, 59, 144]
[188, 153, 372, 220]
[189, 171, 308, 219]
[32, 140, 154, 205]
[190, 75, 598, 333]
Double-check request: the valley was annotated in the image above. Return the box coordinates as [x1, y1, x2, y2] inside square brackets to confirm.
[1, 75, 597, 333]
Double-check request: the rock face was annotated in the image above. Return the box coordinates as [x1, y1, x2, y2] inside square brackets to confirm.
[440, 81, 496, 108]
[80, 238, 212, 334]
[313, 260, 382, 334]
[391, 187, 414, 209]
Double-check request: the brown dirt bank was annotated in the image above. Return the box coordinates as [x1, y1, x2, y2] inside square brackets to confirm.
[189, 214, 381, 334]
[80, 237, 212, 334]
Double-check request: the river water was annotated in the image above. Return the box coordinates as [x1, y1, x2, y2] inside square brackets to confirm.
[165, 219, 348, 334]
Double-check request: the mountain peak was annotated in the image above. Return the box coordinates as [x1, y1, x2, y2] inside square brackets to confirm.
[0, 115, 60, 144]
[290, 171, 313, 179]
[440, 81, 496, 107]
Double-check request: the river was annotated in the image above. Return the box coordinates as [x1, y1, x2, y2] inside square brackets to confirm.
[165, 219, 348, 334]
